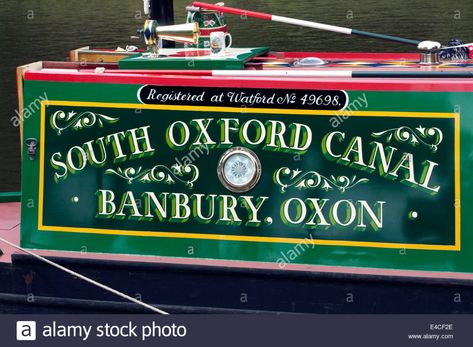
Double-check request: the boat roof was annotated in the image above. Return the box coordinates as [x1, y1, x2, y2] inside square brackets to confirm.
[19, 50, 473, 94]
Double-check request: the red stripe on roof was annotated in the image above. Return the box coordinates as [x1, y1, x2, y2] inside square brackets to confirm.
[24, 70, 473, 92]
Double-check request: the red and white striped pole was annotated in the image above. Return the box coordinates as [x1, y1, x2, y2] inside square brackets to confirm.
[192, 2, 421, 46]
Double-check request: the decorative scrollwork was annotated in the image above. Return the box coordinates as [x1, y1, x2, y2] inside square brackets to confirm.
[50, 110, 119, 135]
[105, 164, 199, 188]
[274, 167, 369, 193]
[371, 125, 443, 153]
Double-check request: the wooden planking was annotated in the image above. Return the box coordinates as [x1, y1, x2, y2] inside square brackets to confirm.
[71, 49, 139, 63]
[69, 46, 89, 62]
[43, 61, 119, 70]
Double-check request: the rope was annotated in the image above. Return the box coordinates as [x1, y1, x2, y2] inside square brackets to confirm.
[0, 236, 169, 315]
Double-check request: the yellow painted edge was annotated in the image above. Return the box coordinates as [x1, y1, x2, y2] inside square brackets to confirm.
[43, 100, 457, 118]
[16, 67, 24, 150]
[38, 102, 46, 230]
[18, 62, 44, 155]
[37, 100, 461, 251]
[38, 225, 459, 251]
[455, 113, 461, 250]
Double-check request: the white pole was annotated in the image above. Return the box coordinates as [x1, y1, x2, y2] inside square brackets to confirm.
[143, 0, 151, 16]
[272, 15, 352, 35]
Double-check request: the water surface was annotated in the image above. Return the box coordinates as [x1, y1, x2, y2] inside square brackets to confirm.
[0, 0, 471, 190]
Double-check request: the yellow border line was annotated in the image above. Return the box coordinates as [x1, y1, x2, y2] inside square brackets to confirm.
[38, 102, 46, 230]
[45, 100, 457, 118]
[38, 101, 461, 251]
[39, 224, 459, 250]
[455, 114, 461, 249]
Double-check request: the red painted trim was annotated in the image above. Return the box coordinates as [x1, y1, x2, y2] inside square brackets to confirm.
[24, 70, 473, 92]
[192, 2, 273, 21]
[199, 27, 228, 36]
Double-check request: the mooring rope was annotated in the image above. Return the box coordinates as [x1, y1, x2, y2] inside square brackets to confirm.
[0, 236, 169, 315]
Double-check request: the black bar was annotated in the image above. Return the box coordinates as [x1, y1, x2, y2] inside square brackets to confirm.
[351, 29, 420, 46]
[150, 0, 175, 48]
[2, 314, 472, 346]
[1, 254, 472, 314]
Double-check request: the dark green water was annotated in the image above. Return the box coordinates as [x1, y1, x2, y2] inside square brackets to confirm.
[0, 0, 472, 190]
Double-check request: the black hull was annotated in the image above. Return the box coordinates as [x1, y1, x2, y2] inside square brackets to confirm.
[1, 255, 472, 314]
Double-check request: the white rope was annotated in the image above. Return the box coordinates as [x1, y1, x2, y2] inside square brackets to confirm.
[0, 236, 169, 315]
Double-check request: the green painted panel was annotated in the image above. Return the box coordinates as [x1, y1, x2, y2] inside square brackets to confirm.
[118, 47, 269, 70]
[19, 80, 473, 274]
[0, 192, 21, 203]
